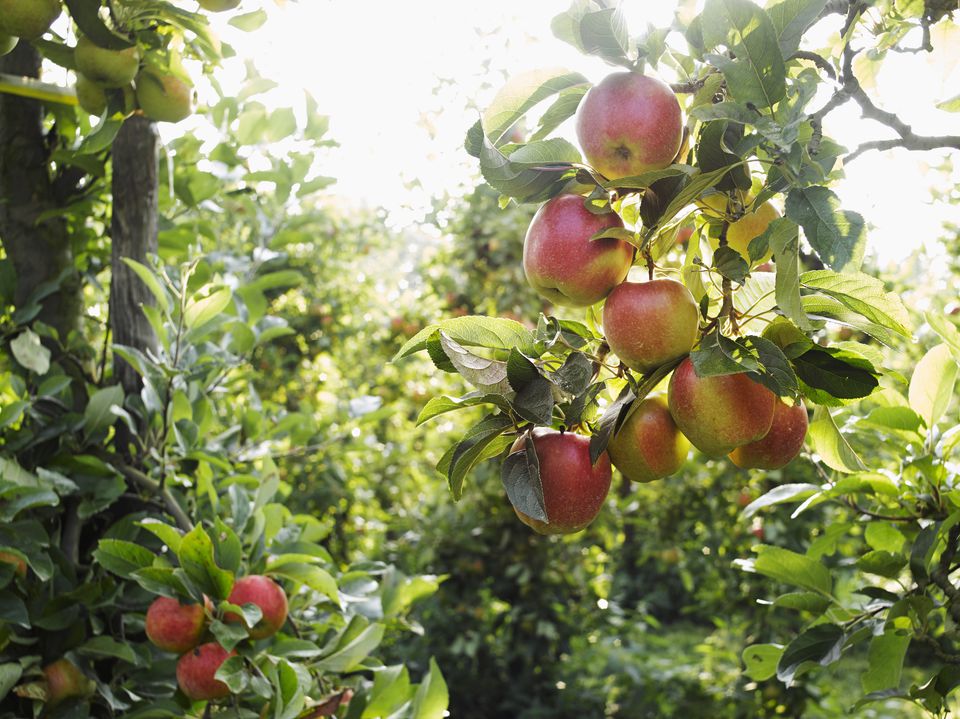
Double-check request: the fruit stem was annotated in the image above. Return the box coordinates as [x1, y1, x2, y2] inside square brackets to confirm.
[716, 220, 739, 334]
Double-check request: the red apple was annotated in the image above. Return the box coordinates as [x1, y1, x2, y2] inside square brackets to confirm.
[508, 429, 611, 535]
[729, 399, 808, 469]
[145, 597, 208, 654]
[607, 395, 689, 482]
[667, 357, 776, 457]
[575, 72, 683, 180]
[522, 194, 633, 307]
[176, 642, 235, 701]
[225, 576, 288, 639]
[43, 659, 93, 706]
[602, 279, 700, 373]
[676, 226, 693, 246]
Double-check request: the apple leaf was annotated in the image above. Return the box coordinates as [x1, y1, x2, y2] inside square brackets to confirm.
[753, 545, 833, 596]
[925, 311, 960, 364]
[777, 623, 844, 686]
[801, 294, 900, 346]
[767, 0, 829, 58]
[552, 5, 633, 67]
[786, 187, 867, 273]
[410, 658, 449, 719]
[862, 631, 911, 694]
[792, 346, 880, 402]
[10, 330, 50, 375]
[908, 344, 958, 429]
[713, 246, 749, 284]
[530, 85, 591, 142]
[394, 315, 537, 361]
[742, 644, 784, 682]
[64, 0, 135, 50]
[441, 414, 514, 500]
[478, 137, 581, 204]
[807, 406, 866, 473]
[800, 270, 910, 337]
[177, 525, 235, 601]
[501, 434, 547, 523]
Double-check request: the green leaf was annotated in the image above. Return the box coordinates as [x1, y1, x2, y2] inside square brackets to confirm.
[753, 545, 832, 596]
[741, 483, 819, 518]
[120, 259, 170, 313]
[656, 165, 744, 229]
[0, 663, 22, 702]
[742, 643, 784, 681]
[315, 619, 385, 673]
[767, 0, 829, 57]
[713, 246, 749, 284]
[772, 592, 831, 612]
[530, 85, 590, 141]
[552, 352, 594, 395]
[792, 346, 879, 401]
[78, 636, 138, 664]
[702, 0, 787, 108]
[364, 666, 413, 719]
[136, 519, 183, 553]
[807, 406, 866, 473]
[410, 658, 449, 719]
[800, 270, 911, 337]
[857, 550, 907, 578]
[394, 315, 536, 361]
[10, 330, 50, 375]
[909, 344, 958, 429]
[183, 287, 232, 330]
[801, 294, 901, 346]
[501, 434, 546, 523]
[177, 525, 235, 600]
[767, 218, 813, 330]
[691, 330, 760, 377]
[926, 311, 960, 364]
[229, 9, 268, 31]
[77, 116, 123, 155]
[416, 393, 511, 425]
[0, 594, 29, 627]
[862, 631, 910, 693]
[270, 563, 338, 604]
[94, 539, 155, 579]
[478, 136, 580, 203]
[63, 0, 135, 49]
[777, 623, 844, 686]
[83, 385, 124, 438]
[785, 187, 866, 272]
[937, 93, 960, 112]
[865, 523, 906, 554]
[437, 334, 512, 395]
[446, 414, 513, 500]
[482, 69, 590, 146]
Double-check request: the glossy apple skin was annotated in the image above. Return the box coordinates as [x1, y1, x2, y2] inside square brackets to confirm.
[43, 659, 92, 705]
[721, 202, 779, 263]
[225, 576, 288, 639]
[176, 643, 235, 701]
[523, 194, 633, 307]
[608, 396, 690, 482]
[136, 71, 193, 123]
[575, 72, 683, 180]
[509, 429, 611, 535]
[0, 0, 61, 39]
[75, 36, 140, 88]
[668, 357, 776, 457]
[602, 279, 699, 373]
[729, 399, 808, 469]
[146, 597, 208, 654]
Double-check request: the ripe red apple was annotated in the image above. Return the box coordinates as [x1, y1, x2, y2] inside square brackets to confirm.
[607, 395, 689, 482]
[508, 429, 612, 535]
[729, 399, 808, 469]
[136, 70, 194, 123]
[43, 659, 93, 706]
[667, 357, 776, 457]
[176, 643, 235, 701]
[225, 575, 288, 639]
[0, 550, 26, 578]
[676, 226, 693, 246]
[575, 72, 683, 180]
[0, 0, 61, 39]
[74, 36, 140, 88]
[145, 597, 208, 654]
[522, 194, 633, 307]
[602, 279, 700, 373]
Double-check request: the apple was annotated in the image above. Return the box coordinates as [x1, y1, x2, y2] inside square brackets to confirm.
[667, 357, 776, 457]
[714, 201, 779, 264]
[508, 429, 611, 535]
[602, 279, 699, 373]
[575, 72, 683, 180]
[198, 0, 241, 10]
[0, 0, 61, 39]
[676, 226, 693, 246]
[522, 194, 633, 307]
[0, 33, 17, 56]
[176, 642, 235, 701]
[74, 36, 140, 88]
[75, 75, 107, 116]
[607, 395, 689, 482]
[145, 597, 208, 654]
[0, 550, 26, 578]
[136, 70, 194, 123]
[225, 575, 288, 639]
[43, 659, 93, 706]
[729, 399, 808, 469]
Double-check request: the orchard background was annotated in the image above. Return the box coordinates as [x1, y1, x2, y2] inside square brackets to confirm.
[0, 0, 959, 718]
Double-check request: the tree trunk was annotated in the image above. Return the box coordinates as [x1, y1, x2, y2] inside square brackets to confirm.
[110, 115, 160, 397]
[0, 43, 82, 340]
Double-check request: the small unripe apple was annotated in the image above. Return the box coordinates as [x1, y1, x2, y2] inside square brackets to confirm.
[75, 74, 107, 116]
[0, 0, 61, 39]
[0, 550, 26, 578]
[575, 72, 683, 180]
[602, 279, 699, 373]
[198, 0, 241, 10]
[225, 575, 288, 639]
[713, 202, 779, 263]
[43, 659, 94, 706]
[0, 33, 17, 56]
[508, 429, 612, 535]
[607, 395, 689, 482]
[145, 597, 209, 654]
[74, 36, 140, 88]
[522, 194, 633, 307]
[136, 70, 194, 123]
[729, 399, 808, 469]
[176, 643, 235, 701]
[668, 357, 776, 457]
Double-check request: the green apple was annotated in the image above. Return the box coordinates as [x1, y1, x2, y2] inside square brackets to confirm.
[0, 0, 61, 39]
[136, 70, 193, 123]
[75, 36, 140, 88]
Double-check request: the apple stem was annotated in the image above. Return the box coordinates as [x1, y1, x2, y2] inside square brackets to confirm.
[716, 220, 739, 334]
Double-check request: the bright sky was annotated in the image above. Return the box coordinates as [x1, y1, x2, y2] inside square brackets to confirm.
[205, 1, 960, 267]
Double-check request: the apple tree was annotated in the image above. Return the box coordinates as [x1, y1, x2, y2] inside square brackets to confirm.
[0, 1, 447, 717]
[399, 0, 960, 713]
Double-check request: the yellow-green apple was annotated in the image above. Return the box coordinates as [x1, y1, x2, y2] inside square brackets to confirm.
[508, 429, 611, 535]
[224, 576, 288, 639]
[74, 36, 140, 88]
[668, 357, 776, 457]
[198, 0, 241, 10]
[607, 395, 689, 482]
[0, 0, 60, 39]
[0, 550, 26, 578]
[602, 279, 699, 373]
[43, 659, 94, 706]
[0, 33, 17, 56]
[176, 643, 235, 701]
[136, 70, 193, 123]
[145, 597, 209, 653]
[75, 75, 107, 116]
[575, 72, 683, 180]
[712, 201, 779, 263]
[729, 399, 808, 469]
[522, 194, 633, 307]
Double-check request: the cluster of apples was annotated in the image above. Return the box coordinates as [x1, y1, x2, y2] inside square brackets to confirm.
[146, 576, 288, 701]
[508, 72, 807, 535]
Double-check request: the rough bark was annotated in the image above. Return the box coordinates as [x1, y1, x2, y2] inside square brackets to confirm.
[110, 115, 160, 397]
[0, 43, 82, 339]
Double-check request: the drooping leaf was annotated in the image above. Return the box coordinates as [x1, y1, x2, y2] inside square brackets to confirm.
[786, 187, 866, 272]
[807, 406, 866, 473]
[777, 623, 844, 686]
[501, 434, 546, 523]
